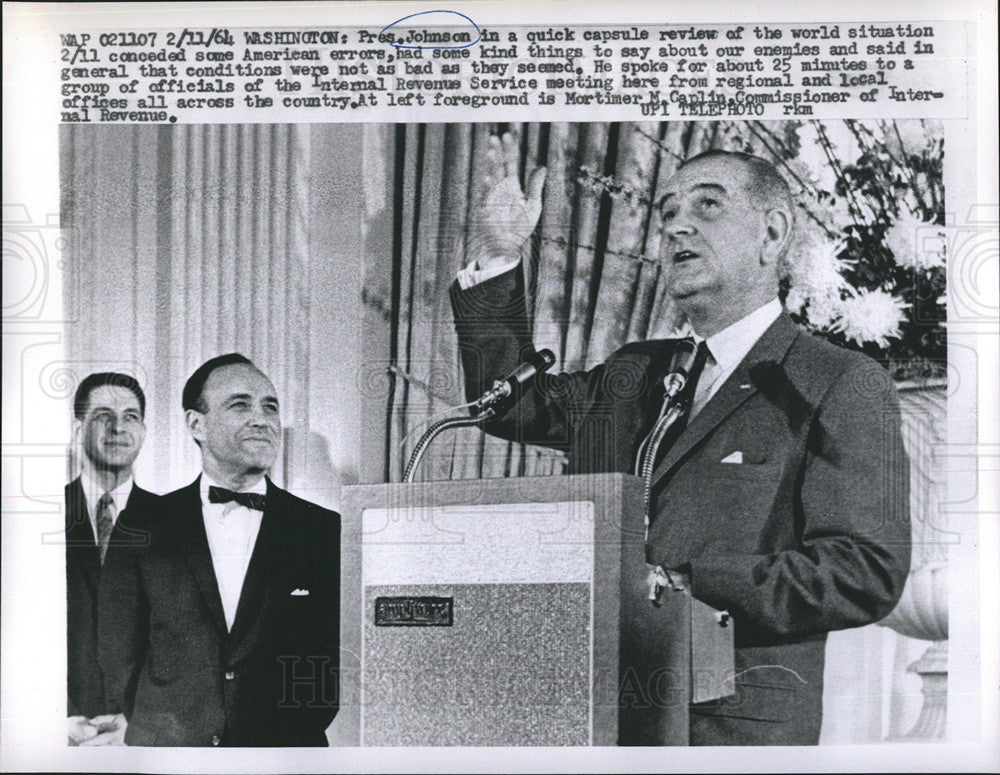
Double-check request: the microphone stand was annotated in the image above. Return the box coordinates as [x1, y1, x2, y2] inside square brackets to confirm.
[637, 401, 686, 529]
[403, 348, 555, 484]
[635, 342, 699, 532]
[403, 407, 496, 484]
[636, 396, 689, 607]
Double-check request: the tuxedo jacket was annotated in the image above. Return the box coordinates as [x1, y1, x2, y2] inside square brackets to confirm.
[98, 477, 340, 747]
[65, 477, 158, 718]
[451, 269, 911, 746]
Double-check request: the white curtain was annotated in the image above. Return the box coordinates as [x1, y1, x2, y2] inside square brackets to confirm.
[59, 124, 382, 509]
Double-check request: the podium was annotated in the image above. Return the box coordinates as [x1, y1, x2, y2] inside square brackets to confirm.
[327, 473, 733, 746]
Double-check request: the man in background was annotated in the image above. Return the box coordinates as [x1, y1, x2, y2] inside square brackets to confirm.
[451, 137, 911, 745]
[66, 372, 157, 745]
[99, 354, 340, 746]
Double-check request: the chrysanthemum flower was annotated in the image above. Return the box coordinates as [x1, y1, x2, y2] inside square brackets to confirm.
[833, 287, 910, 348]
[885, 210, 946, 270]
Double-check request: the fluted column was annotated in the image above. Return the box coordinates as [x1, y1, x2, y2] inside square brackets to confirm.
[880, 380, 948, 740]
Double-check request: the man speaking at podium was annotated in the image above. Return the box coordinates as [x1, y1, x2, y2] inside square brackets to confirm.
[450, 136, 910, 746]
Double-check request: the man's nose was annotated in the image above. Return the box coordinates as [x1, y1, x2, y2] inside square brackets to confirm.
[249, 406, 277, 426]
[664, 212, 695, 239]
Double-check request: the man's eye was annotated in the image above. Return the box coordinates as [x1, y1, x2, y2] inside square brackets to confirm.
[263, 404, 279, 414]
[661, 208, 677, 221]
[697, 197, 721, 212]
[230, 401, 249, 410]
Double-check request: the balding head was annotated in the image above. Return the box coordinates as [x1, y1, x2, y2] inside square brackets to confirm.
[658, 151, 794, 337]
[676, 149, 795, 241]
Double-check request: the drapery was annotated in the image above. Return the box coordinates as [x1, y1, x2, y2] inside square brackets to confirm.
[386, 121, 725, 483]
[60, 124, 315, 492]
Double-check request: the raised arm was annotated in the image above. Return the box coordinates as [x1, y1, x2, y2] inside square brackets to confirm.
[465, 131, 547, 274]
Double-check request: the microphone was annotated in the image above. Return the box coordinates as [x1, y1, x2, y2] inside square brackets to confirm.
[474, 348, 556, 410]
[662, 339, 699, 399]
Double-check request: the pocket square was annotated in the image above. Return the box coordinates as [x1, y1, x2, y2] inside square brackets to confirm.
[720, 451, 743, 464]
[290, 588, 310, 596]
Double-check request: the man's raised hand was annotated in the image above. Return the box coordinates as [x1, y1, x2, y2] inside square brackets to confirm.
[469, 132, 547, 271]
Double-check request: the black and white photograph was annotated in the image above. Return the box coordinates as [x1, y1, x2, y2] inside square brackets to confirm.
[2, 2, 997, 772]
[52, 116, 950, 746]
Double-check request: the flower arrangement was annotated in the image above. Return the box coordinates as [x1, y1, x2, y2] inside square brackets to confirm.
[578, 120, 947, 381]
[744, 120, 946, 381]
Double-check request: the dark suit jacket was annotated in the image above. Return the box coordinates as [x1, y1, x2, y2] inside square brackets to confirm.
[65, 477, 158, 718]
[451, 268, 911, 746]
[98, 476, 340, 747]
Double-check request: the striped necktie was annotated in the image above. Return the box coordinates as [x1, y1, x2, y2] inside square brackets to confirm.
[96, 492, 115, 565]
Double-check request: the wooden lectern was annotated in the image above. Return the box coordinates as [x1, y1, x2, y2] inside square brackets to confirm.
[327, 473, 733, 746]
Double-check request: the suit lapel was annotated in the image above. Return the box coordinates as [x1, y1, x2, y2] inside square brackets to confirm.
[66, 477, 97, 544]
[228, 478, 290, 658]
[65, 477, 100, 583]
[114, 484, 154, 548]
[650, 314, 801, 490]
[122, 485, 151, 516]
[173, 477, 228, 637]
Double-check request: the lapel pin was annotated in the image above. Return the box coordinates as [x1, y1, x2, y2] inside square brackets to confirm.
[290, 588, 310, 596]
[739, 383, 753, 390]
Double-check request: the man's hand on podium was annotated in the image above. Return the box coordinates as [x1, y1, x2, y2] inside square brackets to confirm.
[468, 132, 547, 271]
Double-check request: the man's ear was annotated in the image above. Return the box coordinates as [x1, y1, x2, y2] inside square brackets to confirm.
[761, 207, 792, 266]
[185, 409, 205, 444]
[72, 417, 83, 446]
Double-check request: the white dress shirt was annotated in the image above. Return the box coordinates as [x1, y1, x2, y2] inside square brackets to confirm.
[200, 475, 266, 631]
[80, 470, 133, 541]
[690, 297, 783, 418]
[456, 256, 520, 289]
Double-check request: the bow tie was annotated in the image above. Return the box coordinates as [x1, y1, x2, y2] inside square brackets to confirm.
[208, 486, 266, 511]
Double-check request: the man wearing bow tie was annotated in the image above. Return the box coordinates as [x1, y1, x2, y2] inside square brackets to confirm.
[450, 137, 910, 745]
[99, 354, 340, 746]
[66, 372, 158, 746]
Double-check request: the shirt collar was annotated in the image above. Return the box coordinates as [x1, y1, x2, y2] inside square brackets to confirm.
[200, 473, 268, 504]
[80, 469, 134, 515]
[702, 298, 783, 372]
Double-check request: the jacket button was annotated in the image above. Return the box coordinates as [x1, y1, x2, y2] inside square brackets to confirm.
[225, 671, 235, 680]
[211, 735, 220, 746]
